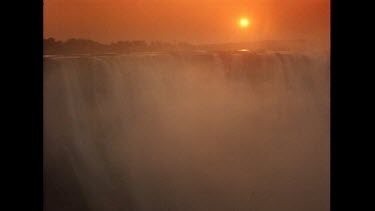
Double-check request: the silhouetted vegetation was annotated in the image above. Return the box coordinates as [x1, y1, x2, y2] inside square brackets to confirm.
[44, 38, 319, 55]
[44, 38, 197, 55]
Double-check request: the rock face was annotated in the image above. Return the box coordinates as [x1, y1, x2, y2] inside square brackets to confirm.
[44, 51, 330, 211]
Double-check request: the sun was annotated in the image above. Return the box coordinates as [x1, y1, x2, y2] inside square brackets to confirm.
[239, 18, 249, 28]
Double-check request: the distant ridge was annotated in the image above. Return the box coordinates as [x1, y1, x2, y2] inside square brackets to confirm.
[44, 38, 326, 55]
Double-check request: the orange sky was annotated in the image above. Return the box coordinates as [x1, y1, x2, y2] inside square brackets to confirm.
[44, 0, 330, 44]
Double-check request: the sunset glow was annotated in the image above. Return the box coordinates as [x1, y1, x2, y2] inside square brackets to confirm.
[44, 0, 330, 44]
[239, 18, 249, 28]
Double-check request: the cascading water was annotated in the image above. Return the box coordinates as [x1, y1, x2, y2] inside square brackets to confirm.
[44, 50, 330, 211]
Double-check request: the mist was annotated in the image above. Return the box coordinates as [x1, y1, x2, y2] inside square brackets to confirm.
[44, 49, 330, 211]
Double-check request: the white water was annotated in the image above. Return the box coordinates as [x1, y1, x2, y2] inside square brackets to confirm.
[44, 50, 330, 211]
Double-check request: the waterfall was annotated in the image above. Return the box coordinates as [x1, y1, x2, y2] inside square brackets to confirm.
[44, 51, 330, 211]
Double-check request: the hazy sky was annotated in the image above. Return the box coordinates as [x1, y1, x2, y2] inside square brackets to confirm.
[44, 0, 330, 44]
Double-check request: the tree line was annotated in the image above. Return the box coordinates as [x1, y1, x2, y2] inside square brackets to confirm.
[44, 38, 198, 55]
